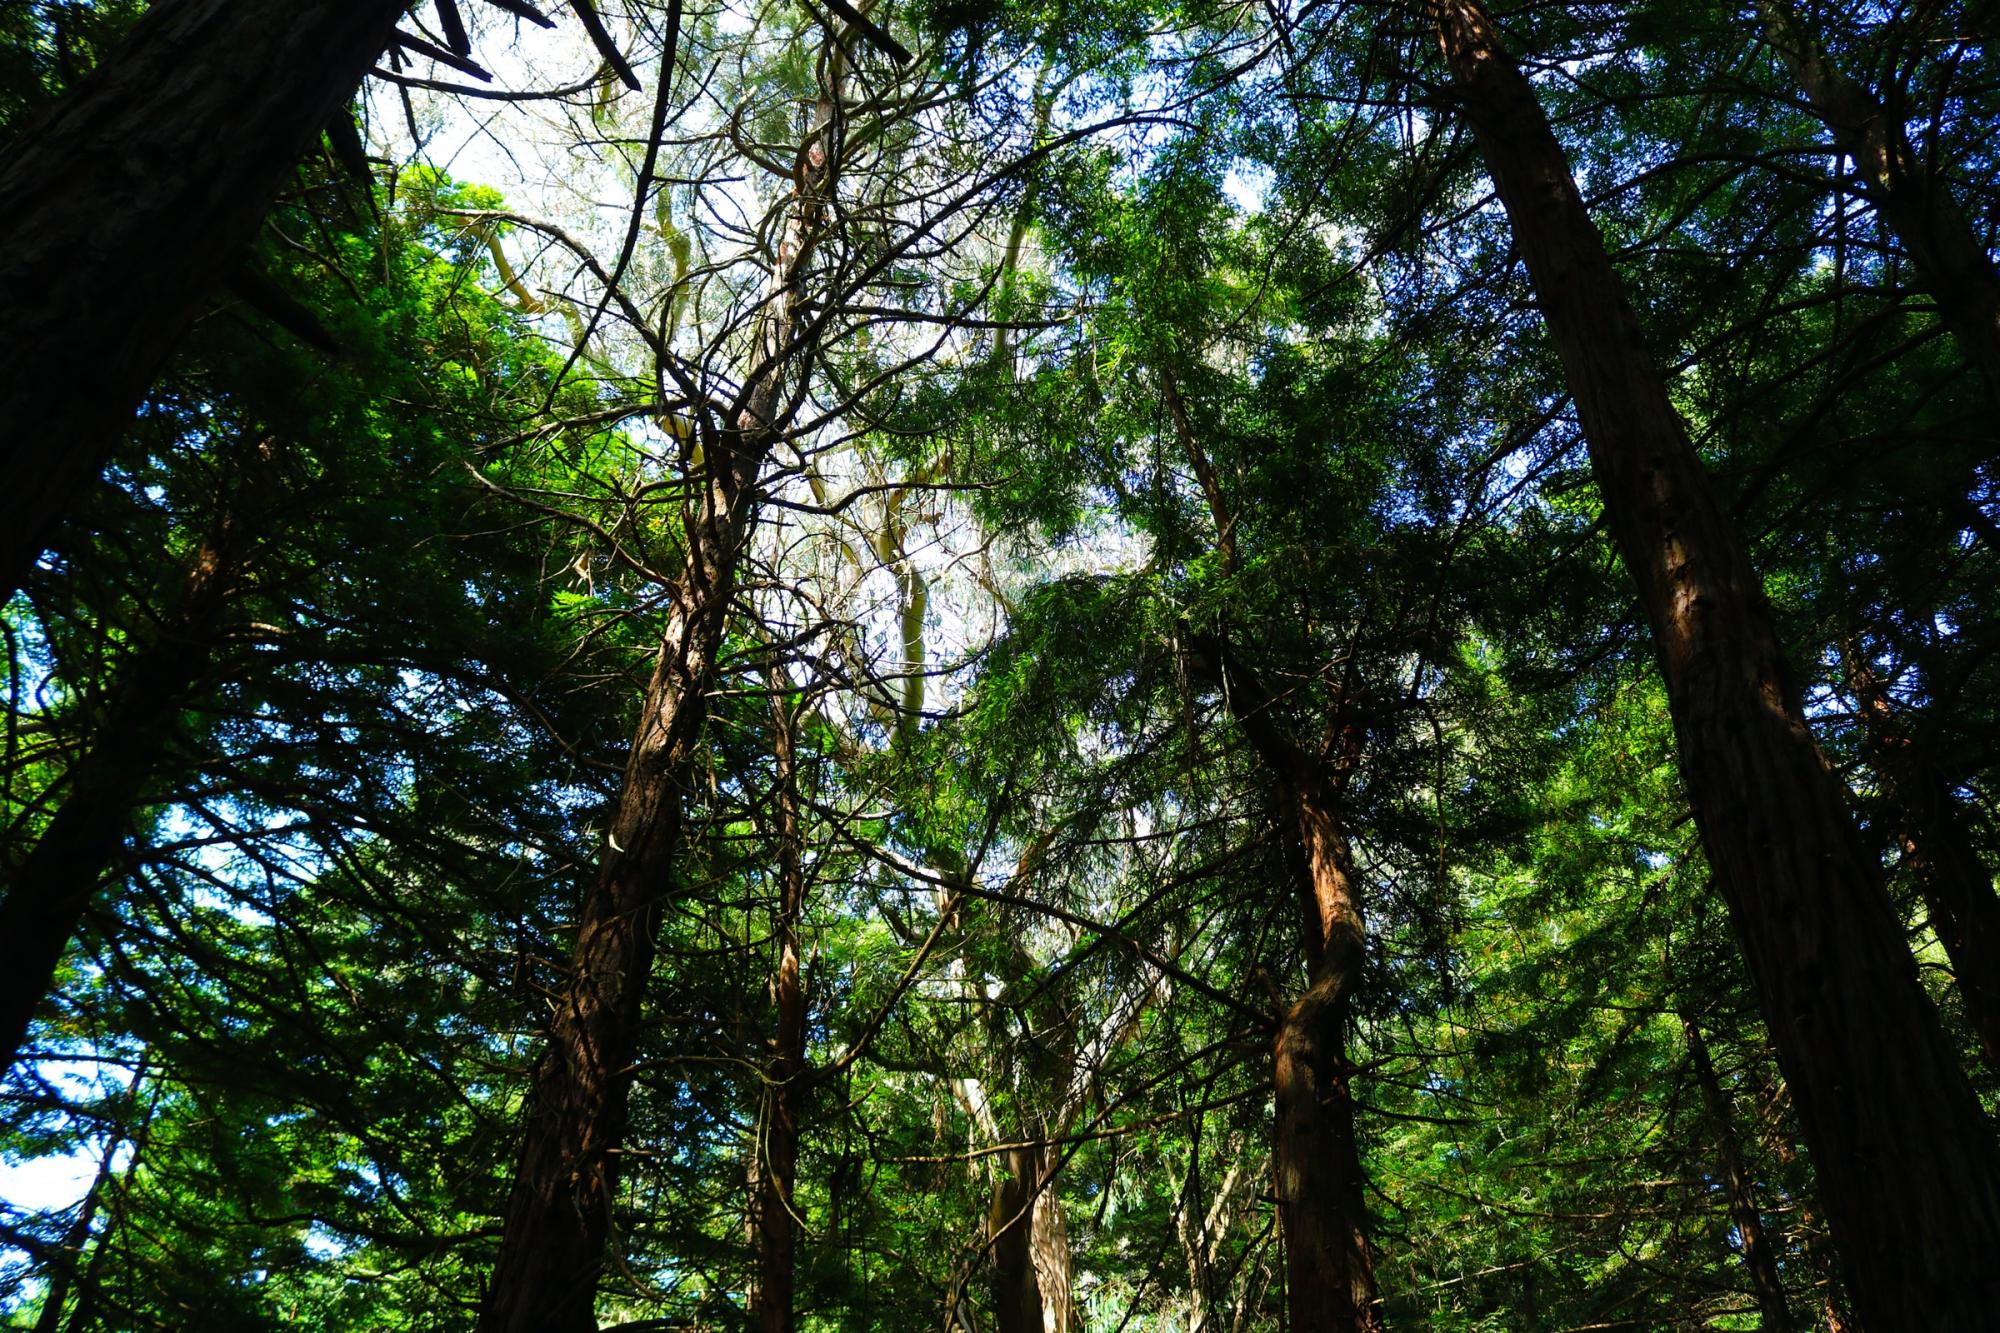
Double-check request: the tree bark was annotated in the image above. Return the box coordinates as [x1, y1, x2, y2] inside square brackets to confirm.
[1426, 4, 2000, 1326]
[1844, 646, 2000, 1068]
[1192, 634, 1381, 1333]
[1755, 0, 2000, 407]
[476, 42, 839, 1331]
[1682, 1015, 1793, 1333]
[990, 1144, 1053, 1333]
[753, 692, 808, 1333]
[0, 0, 408, 602]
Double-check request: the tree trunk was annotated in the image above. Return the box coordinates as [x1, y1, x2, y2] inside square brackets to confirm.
[1270, 779, 1381, 1333]
[30, 1136, 118, 1333]
[477, 40, 840, 1329]
[1844, 647, 2000, 1068]
[1191, 633, 1381, 1333]
[991, 1146, 1045, 1333]
[1756, 0, 2000, 406]
[1682, 1014, 1793, 1333]
[1426, 4, 2000, 1326]
[476, 421, 766, 1333]
[0, 451, 273, 1074]
[0, 0, 407, 602]
[754, 693, 808, 1333]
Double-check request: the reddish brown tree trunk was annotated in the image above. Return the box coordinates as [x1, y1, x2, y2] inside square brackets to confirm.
[0, 0, 407, 602]
[1682, 1015, 1793, 1332]
[1193, 634, 1381, 1333]
[478, 43, 839, 1327]
[476, 421, 765, 1333]
[754, 693, 809, 1333]
[1427, 4, 2000, 1326]
[1756, 0, 2000, 406]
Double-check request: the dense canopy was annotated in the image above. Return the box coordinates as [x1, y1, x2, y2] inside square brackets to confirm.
[2, 1, 1998, 1330]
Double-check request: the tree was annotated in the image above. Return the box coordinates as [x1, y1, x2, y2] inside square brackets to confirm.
[1422, 2, 2000, 1326]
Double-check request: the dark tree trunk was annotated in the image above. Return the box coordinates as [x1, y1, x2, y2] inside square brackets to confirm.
[30, 1137, 117, 1333]
[1845, 648, 2000, 1068]
[476, 423, 764, 1333]
[754, 693, 809, 1333]
[1426, 4, 2000, 1326]
[1756, 0, 2000, 407]
[478, 46, 838, 1327]
[0, 0, 408, 603]
[1682, 1015, 1793, 1333]
[0, 458, 269, 1074]
[1192, 634, 1381, 1333]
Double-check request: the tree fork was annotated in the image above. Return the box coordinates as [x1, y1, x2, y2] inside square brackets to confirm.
[1426, 3, 2000, 1325]
[0, 0, 409, 603]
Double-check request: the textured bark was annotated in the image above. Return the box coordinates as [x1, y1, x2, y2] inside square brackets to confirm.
[1269, 780, 1381, 1333]
[1428, 4, 2000, 1326]
[1194, 636, 1380, 1333]
[477, 48, 838, 1332]
[1756, 0, 2000, 406]
[478, 420, 768, 1333]
[1846, 649, 2000, 1068]
[1682, 1016, 1793, 1333]
[0, 0, 408, 601]
[991, 1145, 1052, 1333]
[754, 694, 808, 1333]
[0, 455, 271, 1074]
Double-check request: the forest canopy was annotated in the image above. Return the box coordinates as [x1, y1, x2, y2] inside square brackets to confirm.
[1, 1, 1998, 1330]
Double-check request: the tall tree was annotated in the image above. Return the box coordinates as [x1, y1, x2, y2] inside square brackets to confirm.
[1423, 2, 2000, 1325]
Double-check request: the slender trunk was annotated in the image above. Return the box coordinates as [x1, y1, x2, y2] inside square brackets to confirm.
[0, 455, 270, 1074]
[477, 43, 840, 1330]
[1427, 5, 2000, 1325]
[1750, 1073, 1855, 1333]
[477, 421, 766, 1333]
[754, 693, 808, 1333]
[1192, 634, 1380, 1333]
[1845, 647, 2000, 1067]
[1681, 1015, 1793, 1333]
[1270, 778, 1381, 1333]
[0, 0, 406, 601]
[1756, 0, 2000, 406]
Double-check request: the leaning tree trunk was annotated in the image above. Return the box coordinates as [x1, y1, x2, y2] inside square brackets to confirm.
[477, 411, 772, 1333]
[0, 0, 408, 603]
[477, 43, 840, 1332]
[1681, 1014, 1793, 1333]
[1755, 0, 2000, 407]
[0, 445, 277, 1074]
[753, 692, 809, 1333]
[1426, 4, 2000, 1326]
